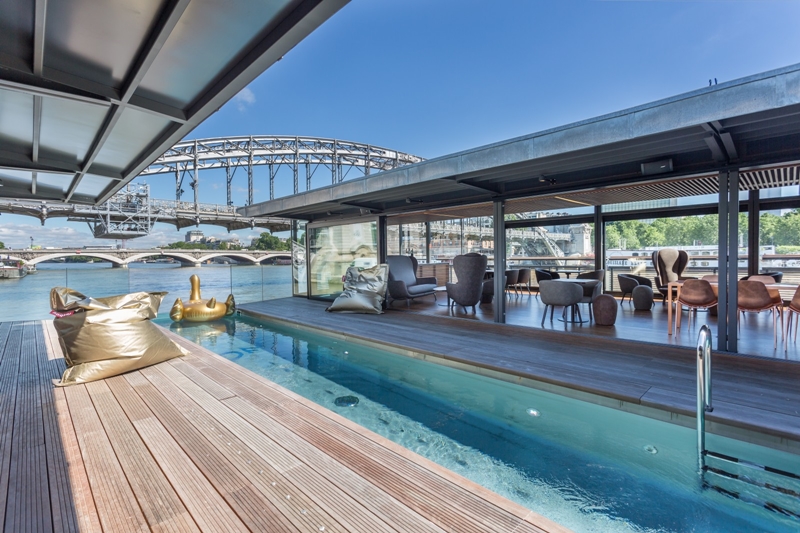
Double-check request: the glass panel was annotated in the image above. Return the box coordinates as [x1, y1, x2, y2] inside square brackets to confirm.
[64, 262, 131, 297]
[602, 214, 749, 292]
[309, 221, 378, 299]
[508, 222, 595, 279]
[292, 220, 307, 296]
[429, 220, 462, 264]
[760, 208, 800, 286]
[401, 222, 426, 258]
[462, 217, 493, 256]
[129, 263, 231, 316]
[386, 224, 400, 256]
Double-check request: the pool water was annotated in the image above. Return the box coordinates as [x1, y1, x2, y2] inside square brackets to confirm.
[161, 315, 800, 533]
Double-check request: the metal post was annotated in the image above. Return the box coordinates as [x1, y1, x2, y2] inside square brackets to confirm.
[247, 136, 254, 206]
[225, 162, 232, 206]
[398, 223, 403, 256]
[728, 169, 739, 353]
[378, 216, 387, 265]
[332, 142, 338, 185]
[293, 137, 299, 194]
[192, 139, 199, 212]
[594, 205, 603, 288]
[269, 163, 275, 200]
[425, 222, 431, 264]
[305, 162, 311, 192]
[747, 189, 759, 276]
[365, 145, 371, 176]
[717, 171, 729, 351]
[493, 200, 506, 323]
[175, 166, 181, 201]
[696, 324, 713, 474]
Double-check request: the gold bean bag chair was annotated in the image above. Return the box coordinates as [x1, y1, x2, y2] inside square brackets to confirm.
[51, 287, 188, 386]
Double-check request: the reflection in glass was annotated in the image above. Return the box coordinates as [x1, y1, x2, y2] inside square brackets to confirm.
[292, 221, 308, 296]
[309, 221, 378, 299]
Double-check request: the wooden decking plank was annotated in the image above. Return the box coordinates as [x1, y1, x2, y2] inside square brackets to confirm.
[5, 322, 52, 533]
[154, 360, 444, 533]
[109, 373, 292, 533]
[64, 384, 151, 533]
[85, 379, 200, 533]
[40, 321, 102, 533]
[33, 321, 82, 533]
[175, 343, 561, 533]
[0, 322, 19, 532]
[132, 365, 359, 533]
[101, 373, 250, 533]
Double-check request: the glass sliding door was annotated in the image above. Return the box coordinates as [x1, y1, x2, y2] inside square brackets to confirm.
[292, 220, 307, 297]
[308, 219, 379, 299]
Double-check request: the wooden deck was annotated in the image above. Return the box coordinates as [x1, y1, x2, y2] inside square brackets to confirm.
[0, 320, 569, 533]
[240, 298, 800, 452]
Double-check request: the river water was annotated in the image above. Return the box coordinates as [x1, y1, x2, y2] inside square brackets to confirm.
[0, 263, 292, 322]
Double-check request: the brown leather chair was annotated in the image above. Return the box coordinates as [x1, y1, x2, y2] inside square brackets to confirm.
[747, 275, 782, 306]
[738, 280, 783, 348]
[675, 279, 717, 334]
[784, 286, 800, 351]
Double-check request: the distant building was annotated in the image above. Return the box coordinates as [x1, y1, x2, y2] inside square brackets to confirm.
[185, 230, 204, 243]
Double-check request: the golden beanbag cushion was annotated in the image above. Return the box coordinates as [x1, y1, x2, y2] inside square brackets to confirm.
[50, 287, 188, 386]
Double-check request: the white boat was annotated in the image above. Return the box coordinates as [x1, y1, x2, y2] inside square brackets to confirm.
[0, 262, 27, 279]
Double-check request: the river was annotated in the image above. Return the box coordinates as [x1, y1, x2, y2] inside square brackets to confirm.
[0, 263, 292, 322]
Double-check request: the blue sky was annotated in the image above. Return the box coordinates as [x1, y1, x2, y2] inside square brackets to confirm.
[3, 0, 800, 249]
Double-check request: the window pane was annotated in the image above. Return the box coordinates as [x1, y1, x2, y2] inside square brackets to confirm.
[292, 220, 307, 296]
[308, 221, 378, 299]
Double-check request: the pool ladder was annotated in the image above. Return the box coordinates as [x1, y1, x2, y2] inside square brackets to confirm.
[695, 325, 800, 519]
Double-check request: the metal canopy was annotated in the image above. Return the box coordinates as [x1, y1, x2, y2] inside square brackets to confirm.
[240, 63, 800, 223]
[0, 0, 349, 205]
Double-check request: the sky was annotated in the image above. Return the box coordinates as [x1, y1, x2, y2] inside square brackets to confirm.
[3, 0, 800, 249]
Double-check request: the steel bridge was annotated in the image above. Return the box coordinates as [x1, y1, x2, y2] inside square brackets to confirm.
[0, 136, 423, 239]
[141, 135, 424, 206]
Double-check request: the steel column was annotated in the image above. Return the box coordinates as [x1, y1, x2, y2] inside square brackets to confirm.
[493, 200, 506, 323]
[747, 189, 759, 275]
[293, 136, 299, 194]
[717, 170, 729, 352]
[425, 222, 431, 264]
[727, 169, 739, 353]
[594, 205, 604, 282]
[247, 136, 254, 205]
[192, 139, 198, 211]
[225, 162, 232, 206]
[269, 163, 275, 200]
[305, 162, 311, 191]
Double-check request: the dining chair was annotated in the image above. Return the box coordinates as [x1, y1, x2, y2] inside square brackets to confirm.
[784, 286, 800, 351]
[737, 280, 783, 348]
[675, 279, 717, 334]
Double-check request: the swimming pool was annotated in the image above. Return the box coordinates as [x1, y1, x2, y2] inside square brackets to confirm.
[163, 315, 800, 533]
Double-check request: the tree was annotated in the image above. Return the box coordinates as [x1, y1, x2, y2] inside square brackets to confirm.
[0, 241, 5, 249]
[161, 241, 208, 250]
[250, 232, 289, 251]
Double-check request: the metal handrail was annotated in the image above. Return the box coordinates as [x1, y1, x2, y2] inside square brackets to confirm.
[696, 325, 713, 473]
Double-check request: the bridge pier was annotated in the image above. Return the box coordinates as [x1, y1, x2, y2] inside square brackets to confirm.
[112, 263, 128, 268]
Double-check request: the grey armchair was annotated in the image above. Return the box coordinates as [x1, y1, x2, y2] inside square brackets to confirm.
[386, 255, 438, 307]
[446, 253, 488, 312]
[617, 274, 652, 305]
[539, 280, 583, 326]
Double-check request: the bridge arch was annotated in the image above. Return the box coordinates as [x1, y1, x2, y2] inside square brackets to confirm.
[25, 252, 126, 266]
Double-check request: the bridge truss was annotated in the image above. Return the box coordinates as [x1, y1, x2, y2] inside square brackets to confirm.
[0, 184, 291, 238]
[139, 136, 424, 207]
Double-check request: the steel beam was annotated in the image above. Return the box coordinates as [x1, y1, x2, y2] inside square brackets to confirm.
[493, 200, 506, 323]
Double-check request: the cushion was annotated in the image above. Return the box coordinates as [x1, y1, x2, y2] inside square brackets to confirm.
[593, 294, 618, 326]
[51, 287, 187, 386]
[632, 285, 654, 310]
[407, 283, 437, 296]
[327, 264, 389, 314]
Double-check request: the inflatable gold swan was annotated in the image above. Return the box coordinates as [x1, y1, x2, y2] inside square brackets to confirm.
[169, 274, 235, 322]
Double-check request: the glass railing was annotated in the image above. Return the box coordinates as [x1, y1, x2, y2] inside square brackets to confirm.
[0, 262, 293, 322]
